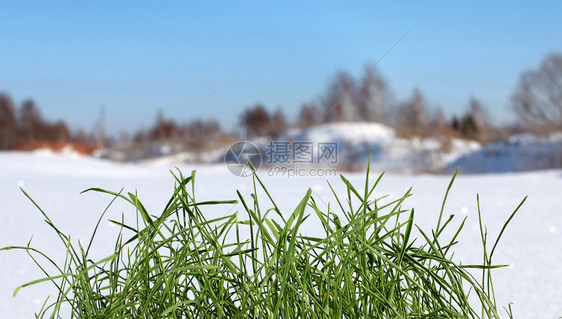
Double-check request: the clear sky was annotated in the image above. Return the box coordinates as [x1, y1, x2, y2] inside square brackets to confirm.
[1, 1, 561, 134]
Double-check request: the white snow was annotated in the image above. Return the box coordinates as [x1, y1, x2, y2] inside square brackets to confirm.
[31, 145, 87, 159]
[1, 150, 561, 318]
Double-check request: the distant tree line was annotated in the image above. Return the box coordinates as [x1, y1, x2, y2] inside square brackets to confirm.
[3, 52, 561, 156]
[103, 110, 234, 160]
[241, 67, 496, 144]
[0, 94, 78, 150]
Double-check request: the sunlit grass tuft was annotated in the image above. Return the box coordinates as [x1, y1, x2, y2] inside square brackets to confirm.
[2, 161, 525, 318]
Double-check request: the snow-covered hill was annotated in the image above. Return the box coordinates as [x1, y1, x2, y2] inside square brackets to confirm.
[266, 122, 480, 172]
[448, 133, 562, 173]
[0, 152, 561, 318]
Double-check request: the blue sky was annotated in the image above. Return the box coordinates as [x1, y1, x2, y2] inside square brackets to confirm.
[1, 1, 561, 134]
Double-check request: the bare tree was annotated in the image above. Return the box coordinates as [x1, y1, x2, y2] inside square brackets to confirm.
[430, 106, 447, 130]
[411, 89, 428, 131]
[149, 110, 179, 141]
[270, 108, 287, 137]
[322, 71, 356, 122]
[394, 89, 429, 136]
[242, 103, 271, 137]
[468, 97, 494, 142]
[429, 106, 456, 151]
[50, 121, 71, 142]
[0, 94, 17, 149]
[297, 102, 321, 129]
[356, 67, 391, 122]
[19, 99, 44, 140]
[512, 53, 562, 131]
[186, 119, 223, 149]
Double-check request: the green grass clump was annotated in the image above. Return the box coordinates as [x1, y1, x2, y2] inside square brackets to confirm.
[2, 164, 525, 318]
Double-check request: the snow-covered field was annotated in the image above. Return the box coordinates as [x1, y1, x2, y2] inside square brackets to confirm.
[1, 151, 561, 318]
